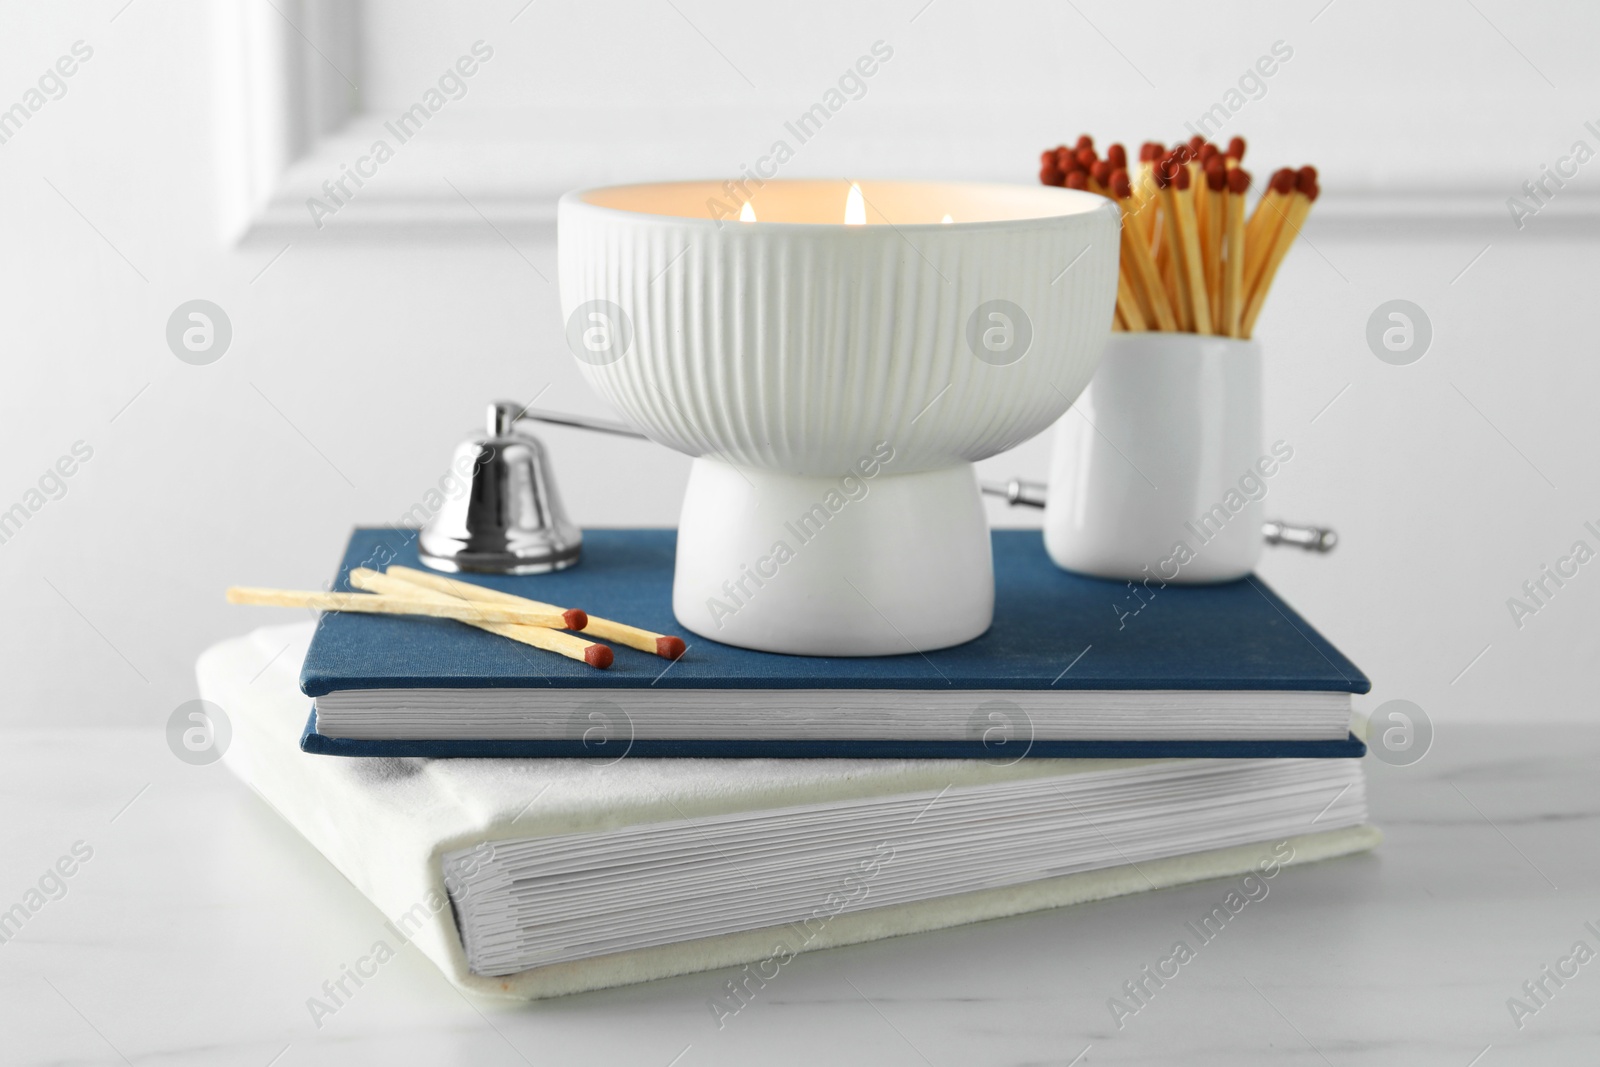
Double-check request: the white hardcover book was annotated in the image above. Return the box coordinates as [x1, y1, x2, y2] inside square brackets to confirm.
[200, 623, 1380, 1000]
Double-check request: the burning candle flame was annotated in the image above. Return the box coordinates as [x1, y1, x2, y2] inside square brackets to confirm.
[739, 200, 756, 222]
[941, 214, 954, 224]
[844, 182, 866, 226]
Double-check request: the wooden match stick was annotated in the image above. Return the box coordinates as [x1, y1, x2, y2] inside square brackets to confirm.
[1132, 143, 1161, 244]
[1156, 232, 1177, 320]
[1203, 158, 1227, 330]
[1225, 136, 1246, 169]
[1074, 145, 1102, 192]
[1173, 164, 1213, 335]
[1111, 169, 1176, 331]
[384, 565, 688, 661]
[1115, 266, 1146, 331]
[1069, 152, 1145, 332]
[348, 569, 612, 669]
[1187, 144, 1207, 224]
[369, 572, 588, 632]
[1105, 143, 1129, 205]
[1157, 157, 1212, 334]
[1089, 159, 1114, 197]
[1221, 167, 1249, 337]
[1153, 161, 1189, 329]
[1244, 167, 1295, 286]
[224, 588, 572, 628]
[1241, 168, 1319, 338]
[1195, 142, 1218, 217]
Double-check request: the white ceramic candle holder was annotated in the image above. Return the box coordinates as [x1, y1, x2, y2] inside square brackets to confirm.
[559, 180, 1118, 656]
[1043, 332, 1266, 584]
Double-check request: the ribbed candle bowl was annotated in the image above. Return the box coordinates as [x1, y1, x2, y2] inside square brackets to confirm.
[559, 179, 1119, 656]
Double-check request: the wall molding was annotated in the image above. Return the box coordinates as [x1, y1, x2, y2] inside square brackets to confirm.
[218, 1, 1600, 244]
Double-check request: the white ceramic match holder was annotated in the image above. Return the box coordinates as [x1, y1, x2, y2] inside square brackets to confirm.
[1044, 331, 1274, 584]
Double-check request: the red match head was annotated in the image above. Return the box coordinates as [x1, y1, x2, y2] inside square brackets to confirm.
[1106, 143, 1127, 169]
[1153, 152, 1178, 187]
[1064, 170, 1088, 190]
[1172, 163, 1191, 190]
[1091, 159, 1114, 186]
[1205, 161, 1227, 191]
[1075, 134, 1094, 152]
[1270, 168, 1296, 194]
[1227, 136, 1246, 160]
[656, 635, 687, 660]
[562, 608, 588, 631]
[1075, 146, 1098, 169]
[1040, 164, 1064, 187]
[1109, 168, 1133, 199]
[1227, 167, 1250, 195]
[583, 643, 613, 669]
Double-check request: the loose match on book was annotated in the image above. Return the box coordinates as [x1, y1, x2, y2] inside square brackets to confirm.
[227, 567, 689, 670]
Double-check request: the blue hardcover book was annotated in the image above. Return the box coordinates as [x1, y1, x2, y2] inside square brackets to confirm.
[299, 528, 1368, 758]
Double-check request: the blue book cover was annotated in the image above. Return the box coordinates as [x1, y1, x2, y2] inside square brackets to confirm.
[298, 527, 1368, 759]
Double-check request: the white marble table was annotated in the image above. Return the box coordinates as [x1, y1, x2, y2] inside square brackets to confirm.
[1, 724, 1594, 1066]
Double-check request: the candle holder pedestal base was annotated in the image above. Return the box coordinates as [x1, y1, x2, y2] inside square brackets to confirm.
[672, 458, 994, 657]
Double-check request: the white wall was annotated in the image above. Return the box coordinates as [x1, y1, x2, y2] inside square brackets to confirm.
[2, 0, 1595, 731]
